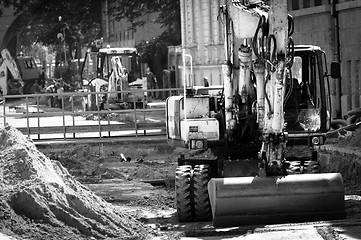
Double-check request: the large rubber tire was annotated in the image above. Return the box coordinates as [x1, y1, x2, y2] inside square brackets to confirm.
[286, 161, 301, 174]
[193, 165, 212, 221]
[175, 165, 192, 222]
[304, 160, 320, 173]
[285, 160, 320, 174]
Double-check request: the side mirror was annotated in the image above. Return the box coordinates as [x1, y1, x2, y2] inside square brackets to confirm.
[330, 61, 341, 78]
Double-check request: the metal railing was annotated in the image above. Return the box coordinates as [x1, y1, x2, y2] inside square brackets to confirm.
[0, 88, 181, 141]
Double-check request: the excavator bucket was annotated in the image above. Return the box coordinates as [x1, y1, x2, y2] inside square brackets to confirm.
[208, 173, 345, 227]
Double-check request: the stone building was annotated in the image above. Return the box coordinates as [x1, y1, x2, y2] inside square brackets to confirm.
[172, 0, 361, 118]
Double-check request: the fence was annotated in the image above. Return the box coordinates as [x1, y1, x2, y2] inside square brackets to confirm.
[0, 88, 181, 141]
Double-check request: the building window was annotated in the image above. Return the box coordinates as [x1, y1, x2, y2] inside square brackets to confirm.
[292, 0, 299, 10]
[303, 0, 310, 8]
[314, 0, 322, 6]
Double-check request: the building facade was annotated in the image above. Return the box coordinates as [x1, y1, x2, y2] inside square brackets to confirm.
[101, 1, 164, 48]
[175, 0, 226, 87]
[176, 0, 361, 118]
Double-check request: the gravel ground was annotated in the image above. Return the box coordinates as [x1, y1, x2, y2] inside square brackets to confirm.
[1, 123, 361, 239]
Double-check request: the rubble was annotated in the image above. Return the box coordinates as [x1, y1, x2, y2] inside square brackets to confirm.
[0, 125, 151, 239]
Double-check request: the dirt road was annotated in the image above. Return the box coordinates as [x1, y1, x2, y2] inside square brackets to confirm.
[35, 137, 361, 239]
[2, 97, 360, 239]
[1, 121, 361, 239]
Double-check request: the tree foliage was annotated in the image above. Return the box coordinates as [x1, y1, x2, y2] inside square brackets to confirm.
[0, 0, 181, 76]
[109, 0, 180, 33]
[108, 0, 181, 76]
[0, 0, 102, 59]
[108, 0, 181, 50]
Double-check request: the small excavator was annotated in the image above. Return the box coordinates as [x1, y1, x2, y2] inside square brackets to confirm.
[166, 0, 345, 227]
[0, 49, 24, 96]
[81, 47, 146, 110]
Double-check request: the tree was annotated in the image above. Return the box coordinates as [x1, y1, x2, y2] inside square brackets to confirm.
[108, 0, 181, 80]
[0, 0, 102, 60]
[109, 0, 180, 39]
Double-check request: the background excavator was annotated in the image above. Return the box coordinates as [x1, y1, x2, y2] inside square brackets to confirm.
[166, 0, 345, 227]
[0, 49, 24, 96]
[81, 47, 147, 110]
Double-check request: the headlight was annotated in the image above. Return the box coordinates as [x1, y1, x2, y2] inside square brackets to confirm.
[310, 136, 324, 146]
[311, 136, 320, 145]
[190, 139, 207, 149]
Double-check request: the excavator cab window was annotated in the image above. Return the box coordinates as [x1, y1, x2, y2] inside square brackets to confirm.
[81, 48, 141, 82]
[285, 52, 325, 132]
[96, 52, 139, 82]
[96, 53, 106, 79]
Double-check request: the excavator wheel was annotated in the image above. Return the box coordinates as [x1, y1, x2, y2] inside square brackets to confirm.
[193, 165, 212, 221]
[304, 160, 320, 173]
[175, 165, 192, 222]
[286, 161, 301, 174]
[175, 164, 212, 222]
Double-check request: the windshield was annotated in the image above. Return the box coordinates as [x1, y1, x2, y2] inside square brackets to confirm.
[100, 53, 139, 83]
[284, 54, 321, 132]
[82, 51, 140, 84]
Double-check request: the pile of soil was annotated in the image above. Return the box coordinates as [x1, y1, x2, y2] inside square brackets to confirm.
[319, 126, 361, 195]
[336, 127, 361, 148]
[0, 125, 153, 240]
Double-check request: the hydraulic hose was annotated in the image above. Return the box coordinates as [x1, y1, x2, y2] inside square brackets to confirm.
[283, 69, 293, 107]
[267, 34, 277, 64]
[252, 17, 265, 64]
[264, 74, 273, 115]
[288, 14, 294, 36]
[327, 120, 361, 136]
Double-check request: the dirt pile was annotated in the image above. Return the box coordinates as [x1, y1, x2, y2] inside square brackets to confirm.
[0, 125, 151, 239]
[336, 127, 361, 148]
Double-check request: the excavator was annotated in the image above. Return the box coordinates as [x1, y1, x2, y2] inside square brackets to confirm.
[166, 0, 345, 227]
[0, 49, 24, 96]
[81, 46, 146, 110]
